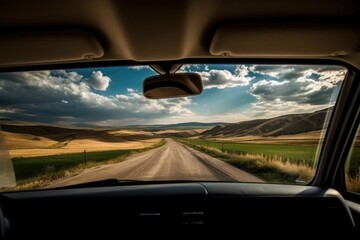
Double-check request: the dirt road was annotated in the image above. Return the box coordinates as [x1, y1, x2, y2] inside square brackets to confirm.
[46, 138, 262, 188]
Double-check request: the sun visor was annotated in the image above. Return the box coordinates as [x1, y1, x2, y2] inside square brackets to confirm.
[0, 30, 104, 66]
[210, 24, 360, 57]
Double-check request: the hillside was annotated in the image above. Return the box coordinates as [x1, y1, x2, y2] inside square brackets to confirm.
[0, 123, 160, 158]
[202, 108, 330, 137]
[125, 122, 226, 130]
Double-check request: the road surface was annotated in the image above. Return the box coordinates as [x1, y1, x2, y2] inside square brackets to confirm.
[46, 138, 262, 188]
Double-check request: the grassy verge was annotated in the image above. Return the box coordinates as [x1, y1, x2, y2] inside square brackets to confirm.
[11, 139, 166, 190]
[345, 147, 360, 193]
[184, 139, 317, 167]
[179, 139, 315, 184]
[347, 174, 360, 193]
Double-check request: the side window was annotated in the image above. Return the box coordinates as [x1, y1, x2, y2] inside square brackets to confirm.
[345, 126, 360, 194]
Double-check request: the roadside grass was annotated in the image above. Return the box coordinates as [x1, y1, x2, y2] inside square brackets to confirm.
[347, 174, 360, 193]
[184, 139, 317, 167]
[11, 139, 166, 190]
[181, 139, 360, 187]
[345, 148, 360, 193]
[179, 139, 316, 184]
[346, 148, 360, 178]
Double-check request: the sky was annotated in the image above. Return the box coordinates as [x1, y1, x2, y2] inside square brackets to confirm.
[0, 64, 346, 127]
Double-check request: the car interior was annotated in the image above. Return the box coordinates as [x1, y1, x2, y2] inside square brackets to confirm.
[0, 0, 360, 238]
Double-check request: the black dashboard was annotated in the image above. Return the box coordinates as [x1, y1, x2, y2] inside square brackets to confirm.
[0, 182, 356, 238]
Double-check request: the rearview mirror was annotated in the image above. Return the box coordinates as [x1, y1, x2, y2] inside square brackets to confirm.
[143, 73, 203, 99]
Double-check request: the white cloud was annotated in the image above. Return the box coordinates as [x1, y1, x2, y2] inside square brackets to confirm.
[127, 66, 153, 71]
[250, 65, 346, 82]
[0, 108, 18, 114]
[248, 100, 328, 119]
[250, 65, 290, 78]
[86, 71, 111, 91]
[53, 70, 83, 81]
[197, 65, 253, 89]
[0, 70, 193, 126]
[181, 64, 253, 89]
[249, 66, 346, 105]
[180, 64, 203, 71]
[247, 65, 347, 118]
[0, 65, 348, 126]
[115, 91, 192, 115]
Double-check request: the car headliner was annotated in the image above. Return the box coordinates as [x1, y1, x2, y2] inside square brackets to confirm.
[0, 0, 359, 68]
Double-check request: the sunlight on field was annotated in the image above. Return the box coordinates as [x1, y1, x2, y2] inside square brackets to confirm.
[109, 129, 154, 136]
[209, 130, 322, 145]
[186, 139, 317, 166]
[181, 139, 317, 183]
[10, 139, 166, 190]
[183, 136, 360, 186]
[154, 129, 207, 134]
[3, 128, 161, 158]
[2, 132, 58, 149]
[64, 138, 160, 152]
[235, 152, 314, 181]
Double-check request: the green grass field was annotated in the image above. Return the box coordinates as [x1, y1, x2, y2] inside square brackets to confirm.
[346, 147, 360, 178]
[181, 139, 360, 186]
[12, 149, 134, 182]
[345, 147, 360, 193]
[183, 139, 318, 167]
[11, 139, 166, 187]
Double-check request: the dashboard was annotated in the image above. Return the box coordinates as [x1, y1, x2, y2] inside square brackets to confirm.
[0, 182, 355, 238]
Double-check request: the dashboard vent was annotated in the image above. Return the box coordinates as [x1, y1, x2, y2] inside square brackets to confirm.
[181, 211, 205, 226]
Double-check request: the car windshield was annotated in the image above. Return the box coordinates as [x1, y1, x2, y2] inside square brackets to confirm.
[0, 64, 347, 191]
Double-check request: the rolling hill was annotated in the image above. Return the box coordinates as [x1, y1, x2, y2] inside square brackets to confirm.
[125, 122, 226, 130]
[0, 123, 160, 158]
[201, 108, 331, 138]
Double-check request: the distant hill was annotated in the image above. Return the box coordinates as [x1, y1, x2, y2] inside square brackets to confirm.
[125, 122, 226, 130]
[0, 124, 91, 141]
[1, 108, 332, 140]
[201, 108, 331, 137]
[1, 123, 155, 144]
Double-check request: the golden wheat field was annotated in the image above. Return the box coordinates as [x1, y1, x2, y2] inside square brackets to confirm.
[2, 128, 161, 158]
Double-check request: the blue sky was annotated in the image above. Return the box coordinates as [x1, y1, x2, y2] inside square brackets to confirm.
[0, 64, 346, 126]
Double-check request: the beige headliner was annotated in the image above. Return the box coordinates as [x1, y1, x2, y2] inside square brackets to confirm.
[0, 0, 360, 68]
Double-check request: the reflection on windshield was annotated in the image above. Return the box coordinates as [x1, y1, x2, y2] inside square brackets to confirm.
[0, 64, 347, 191]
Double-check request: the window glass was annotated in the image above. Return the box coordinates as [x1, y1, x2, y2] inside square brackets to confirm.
[0, 64, 347, 191]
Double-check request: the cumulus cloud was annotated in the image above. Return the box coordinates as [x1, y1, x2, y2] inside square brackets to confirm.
[0, 70, 193, 126]
[247, 65, 347, 117]
[0, 108, 18, 114]
[248, 100, 326, 120]
[53, 70, 83, 81]
[0, 64, 348, 126]
[197, 65, 253, 89]
[86, 71, 111, 91]
[159, 112, 251, 124]
[249, 65, 346, 105]
[127, 66, 154, 71]
[250, 65, 345, 81]
[180, 64, 204, 71]
[115, 90, 192, 115]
